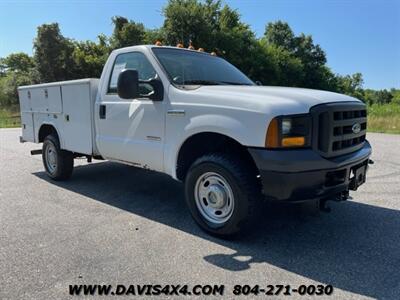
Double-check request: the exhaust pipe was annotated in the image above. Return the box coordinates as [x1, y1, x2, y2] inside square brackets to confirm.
[30, 149, 42, 155]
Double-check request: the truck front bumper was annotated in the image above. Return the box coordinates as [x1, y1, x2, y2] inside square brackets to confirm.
[248, 141, 372, 202]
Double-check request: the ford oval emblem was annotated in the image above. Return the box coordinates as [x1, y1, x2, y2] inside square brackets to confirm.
[352, 123, 361, 134]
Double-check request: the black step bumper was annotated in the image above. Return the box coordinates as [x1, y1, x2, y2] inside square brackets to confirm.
[248, 141, 372, 202]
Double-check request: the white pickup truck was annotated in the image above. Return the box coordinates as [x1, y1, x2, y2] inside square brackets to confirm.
[18, 45, 372, 236]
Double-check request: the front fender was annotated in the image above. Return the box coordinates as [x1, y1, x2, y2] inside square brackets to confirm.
[184, 114, 249, 144]
[164, 113, 265, 179]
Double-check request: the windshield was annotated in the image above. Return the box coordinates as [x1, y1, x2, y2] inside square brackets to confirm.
[152, 48, 254, 86]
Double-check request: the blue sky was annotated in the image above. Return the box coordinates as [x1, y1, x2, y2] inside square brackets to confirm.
[0, 0, 399, 89]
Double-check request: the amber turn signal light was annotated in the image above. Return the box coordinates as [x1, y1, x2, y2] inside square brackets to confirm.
[265, 118, 279, 148]
[282, 136, 305, 147]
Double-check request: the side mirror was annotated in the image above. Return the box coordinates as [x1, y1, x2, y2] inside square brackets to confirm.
[147, 77, 164, 101]
[117, 69, 139, 99]
[255, 81, 263, 86]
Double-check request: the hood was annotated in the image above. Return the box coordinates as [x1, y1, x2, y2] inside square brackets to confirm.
[178, 85, 362, 115]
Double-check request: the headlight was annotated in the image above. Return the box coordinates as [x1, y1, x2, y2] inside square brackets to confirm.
[281, 119, 292, 135]
[265, 114, 312, 148]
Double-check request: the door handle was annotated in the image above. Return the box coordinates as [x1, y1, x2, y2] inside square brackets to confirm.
[99, 105, 106, 119]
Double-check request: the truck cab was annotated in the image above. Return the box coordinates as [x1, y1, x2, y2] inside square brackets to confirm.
[18, 45, 372, 236]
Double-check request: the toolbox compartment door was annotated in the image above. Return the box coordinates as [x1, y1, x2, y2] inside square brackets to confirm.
[46, 86, 63, 113]
[18, 89, 35, 142]
[61, 82, 94, 155]
[20, 112, 35, 142]
[30, 86, 62, 113]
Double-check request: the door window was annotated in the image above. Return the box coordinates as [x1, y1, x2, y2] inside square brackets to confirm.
[108, 52, 157, 95]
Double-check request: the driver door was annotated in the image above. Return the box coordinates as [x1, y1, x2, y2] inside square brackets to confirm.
[96, 51, 165, 172]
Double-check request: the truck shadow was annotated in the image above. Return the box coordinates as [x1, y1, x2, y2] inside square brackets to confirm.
[33, 161, 399, 299]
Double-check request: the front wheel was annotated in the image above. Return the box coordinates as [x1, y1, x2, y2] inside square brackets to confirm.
[42, 134, 74, 180]
[185, 153, 261, 236]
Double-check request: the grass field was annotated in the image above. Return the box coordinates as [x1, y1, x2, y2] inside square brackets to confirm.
[367, 103, 400, 134]
[1, 104, 399, 134]
[0, 107, 20, 128]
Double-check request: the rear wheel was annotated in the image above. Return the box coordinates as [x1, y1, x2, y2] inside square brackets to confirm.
[185, 153, 261, 237]
[42, 134, 73, 180]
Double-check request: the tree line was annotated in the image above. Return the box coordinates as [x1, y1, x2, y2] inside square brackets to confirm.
[0, 0, 398, 108]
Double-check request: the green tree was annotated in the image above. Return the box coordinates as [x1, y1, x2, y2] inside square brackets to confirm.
[375, 89, 393, 104]
[363, 88, 394, 105]
[110, 16, 146, 49]
[213, 4, 258, 77]
[390, 88, 400, 104]
[0, 53, 35, 73]
[336, 73, 364, 100]
[144, 28, 166, 45]
[1, 0, 396, 111]
[33, 23, 75, 82]
[161, 0, 260, 81]
[263, 21, 331, 89]
[0, 53, 36, 107]
[0, 72, 32, 106]
[294, 34, 327, 88]
[162, 0, 220, 47]
[264, 21, 295, 51]
[257, 36, 303, 86]
[72, 35, 111, 78]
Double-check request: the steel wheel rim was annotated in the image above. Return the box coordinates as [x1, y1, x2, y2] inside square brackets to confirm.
[45, 143, 57, 173]
[194, 172, 235, 224]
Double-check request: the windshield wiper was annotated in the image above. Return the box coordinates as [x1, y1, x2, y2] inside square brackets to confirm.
[181, 80, 252, 86]
[181, 80, 223, 85]
[218, 81, 253, 86]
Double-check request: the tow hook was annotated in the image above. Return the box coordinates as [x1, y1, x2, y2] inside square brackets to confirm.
[320, 190, 351, 213]
[340, 190, 351, 201]
[330, 191, 350, 202]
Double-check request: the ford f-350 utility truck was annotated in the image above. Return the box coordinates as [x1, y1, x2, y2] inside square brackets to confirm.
[18, 45, 372, 236]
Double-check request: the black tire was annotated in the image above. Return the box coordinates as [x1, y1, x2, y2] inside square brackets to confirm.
[42, 134, 74, 180]
[184, 153, 261, 237]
